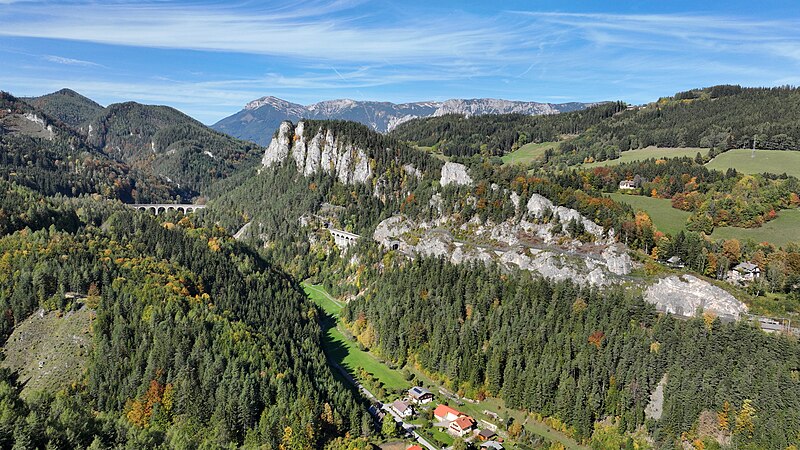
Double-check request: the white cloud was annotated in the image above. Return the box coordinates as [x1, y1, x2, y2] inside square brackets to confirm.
[0, 1, 533, 66]
[43, 54, 103, 67]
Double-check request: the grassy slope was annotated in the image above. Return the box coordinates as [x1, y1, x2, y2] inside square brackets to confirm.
[501, 141, 558, 165]
[607, 193, 690, 235]
[706, 148, 800, 179]
[304, 283, 409, 392]
[1, 306, 94, 398]
[581, 146, 709, 168]
[711, 208, 800, 247]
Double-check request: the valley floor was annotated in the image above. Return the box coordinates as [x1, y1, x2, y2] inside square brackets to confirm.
[304, 282, 589, 450]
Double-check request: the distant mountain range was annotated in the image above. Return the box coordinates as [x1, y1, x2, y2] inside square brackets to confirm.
[212, 96, 594, 145]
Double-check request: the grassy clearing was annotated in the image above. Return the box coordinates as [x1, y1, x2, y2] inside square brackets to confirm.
[501, 141, 558, 165]
[2, 306, 94, 398]
[706, 148, 800, 179]
[414, 145, 449, 162]
[710, 208, 800, 247]
[607, 193, 690, 235]
[582, 146, 708, 168]
[304, 283, 410, 393]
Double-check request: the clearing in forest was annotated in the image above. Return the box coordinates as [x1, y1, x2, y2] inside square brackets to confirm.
[706, 148, 800, 179]
[502, 141, 558, 165]
[1, 306, 94, 398]
[582, 146, 708, 168]
[607, 193, 690, 235]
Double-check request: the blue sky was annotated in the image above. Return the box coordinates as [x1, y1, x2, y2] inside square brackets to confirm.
[1, 0, 799, 124]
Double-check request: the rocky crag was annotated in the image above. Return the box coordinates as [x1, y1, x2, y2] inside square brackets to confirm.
[261, 120, 372, 184]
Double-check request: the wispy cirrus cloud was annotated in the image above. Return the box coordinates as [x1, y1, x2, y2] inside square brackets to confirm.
[0, 0, 535, 66]
[43, 54, 103, 67]
[2, 1, 799, 123]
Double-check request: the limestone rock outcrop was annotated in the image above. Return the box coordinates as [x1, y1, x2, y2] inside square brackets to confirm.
[261, 120, 372, 184]
[440, 162, 473, 186]
[644, 275, 748, 319]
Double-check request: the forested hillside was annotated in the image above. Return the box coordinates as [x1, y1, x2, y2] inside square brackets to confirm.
[88, 102, 262, 196]
[0, 92, 181, 202]
[0, 180, 368, 448]
[390, 102, 624, 157]
[342, 258, 800, 449]
[557, 86, 800, 165]
[24, 88, 104, 130]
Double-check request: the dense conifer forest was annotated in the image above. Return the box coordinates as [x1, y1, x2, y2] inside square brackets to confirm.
[342, 258, 800, 449]
[0, 181, 368, 448]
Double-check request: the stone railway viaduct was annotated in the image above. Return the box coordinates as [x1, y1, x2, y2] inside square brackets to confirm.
[130, 204, 206, 215]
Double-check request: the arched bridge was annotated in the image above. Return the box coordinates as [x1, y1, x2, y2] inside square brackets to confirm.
[328, 228, 360, 248]
[130, 204, 206, 215]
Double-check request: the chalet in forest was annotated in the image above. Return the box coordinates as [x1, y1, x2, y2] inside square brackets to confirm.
[666, 256, 684, 268]
[619, 179, 637, 190]
[408, 386, 434, 403]
[734, 261, 761, 279]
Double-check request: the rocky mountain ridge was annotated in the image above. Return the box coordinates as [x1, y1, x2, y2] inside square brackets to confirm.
[213, 95, 594, 145]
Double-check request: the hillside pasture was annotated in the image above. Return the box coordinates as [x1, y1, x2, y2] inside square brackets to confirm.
[710, 208, 800, 247]
[706, 148, 800, 179]
[607, 193, 690, 235]
[502, 141, 558, 165]
[582, 146, 708, 168]
[304, 283, 409, 393]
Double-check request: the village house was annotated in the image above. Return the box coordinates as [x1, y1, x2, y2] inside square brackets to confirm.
[477, 429, 498, 441]
[480, 441, 505, 450]
[449, 416, 477, 437]
[391, 400, 414, 418]
[407, 446, 423, 450]
[726, 261, 762, 286]
[433, 404, 462, 422]
[408, 386, 434, 404]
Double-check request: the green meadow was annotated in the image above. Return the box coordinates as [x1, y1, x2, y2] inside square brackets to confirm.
[706, 148, 800, 179]
[607, 193, 690, 235]
[582, 146, 708, 168]
[501, 141, 558, 165]
[303, 283, 409, 392]
[710, 208, 800, 247]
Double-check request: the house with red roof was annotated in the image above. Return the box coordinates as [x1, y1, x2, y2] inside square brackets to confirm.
[449, 415, 477, 436]
[433, 404, 462, 422]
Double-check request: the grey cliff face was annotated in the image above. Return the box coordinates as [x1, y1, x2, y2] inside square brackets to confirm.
[261, 120, 372, 184]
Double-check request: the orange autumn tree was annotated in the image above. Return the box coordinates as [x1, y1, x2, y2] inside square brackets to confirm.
[588, 331, 605, 349]
[126, 379, 171, 427]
